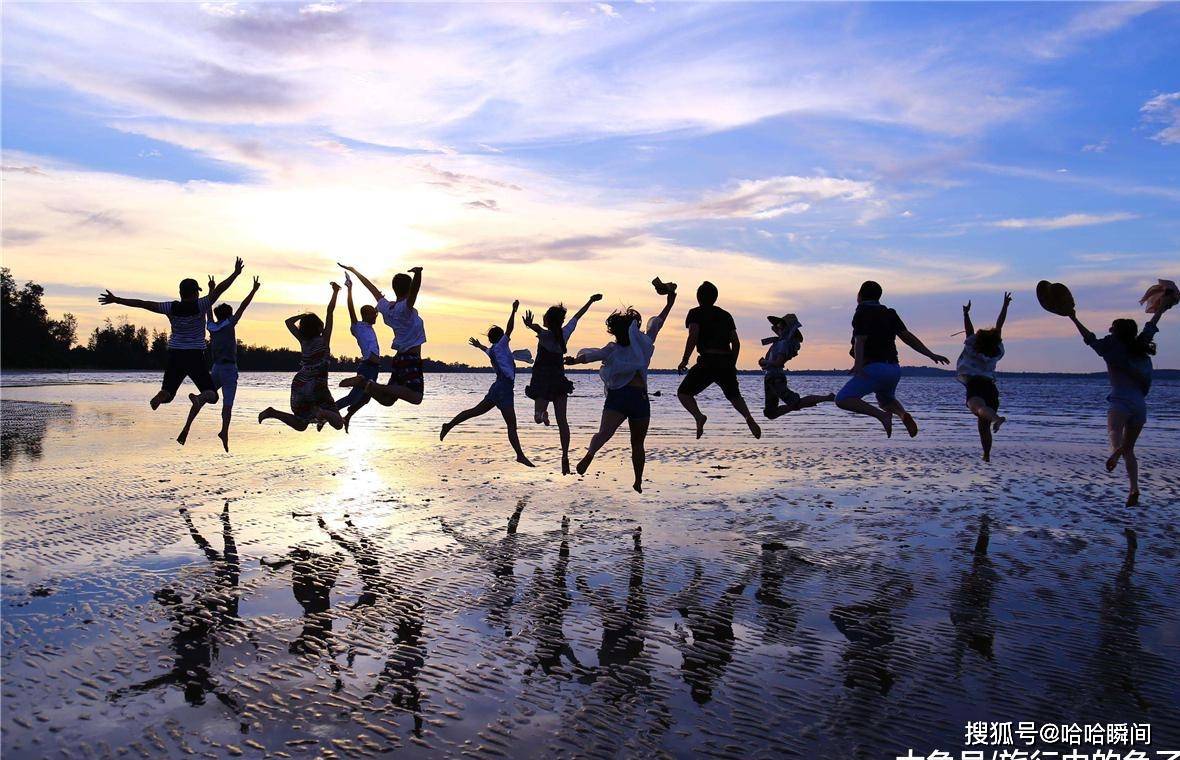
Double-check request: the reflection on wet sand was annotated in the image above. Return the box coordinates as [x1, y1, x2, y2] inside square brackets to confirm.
[1094, 529, 1149, 712]
[755, 541, 809, 645]
[110, 503, 242, 712]
[0, 399, 73, 466]
[529, 516, 583, 678]
[830, 579, 911, 696]
[676, 561, 746, 704]
[949, 515, 999, 667]
[439, 496, 527, 637]
[576, 527, 648, 686]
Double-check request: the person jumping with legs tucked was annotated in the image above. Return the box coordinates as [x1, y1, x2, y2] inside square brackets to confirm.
[957, 292, 1011, 462]
[566, 279, 677, 493]
[259, 282, 345, 431]
[759, 313, 833, 421]
[834, 280, 950, 438]
[332, 274, 381, 433]
[1068, 299, 1172, 507]
[440, 300, 535, 467]
[522, 293, 602, 474]
[177, 275, 260, 451]
[337, 264, 426, 407]
[676, 281, 761, 440]
[99, 257, 244, 439]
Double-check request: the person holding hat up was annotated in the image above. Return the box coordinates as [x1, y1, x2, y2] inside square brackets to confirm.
[99, 258, 245, 423]
[759, 313, 833, 420]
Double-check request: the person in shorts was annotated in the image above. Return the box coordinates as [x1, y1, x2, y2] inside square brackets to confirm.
[337, 264, 426, 406]
[566, 280, 678, 493]
[760, 313, 833, 420]
[957, 292, 1011, 462]
[676, 281, 761, 440]
[1068, 299, 1173, 507]
[259, 282, 344, 432]
[440, 300, 535, 467]
[332, 275, 381, 432]
[834, 280, 950, 438]
[98, 257, 245, 427]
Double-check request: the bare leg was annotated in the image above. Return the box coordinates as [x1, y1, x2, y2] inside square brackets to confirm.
[218, 401, 232, 452]
[1105, 409, 1129, 473]
[726, 393, 762, 439]
[1120, 417, 1144, 507]
[318, 408, 344, 430]
[554, 396, 571, 475]
[976, 418, 992, 462]
[534, 397, 547, 425]
[150, 389, 174, 411]
[678, 393, 707, 439]
[341, 396, 370, 434]
[629, 416, 650, 493]
[343, 377, 422, 406]
[441, 398, 496, 440]
[500, 406, 535, 467]
[577, 410, 627, 476]
[881, 399, 917, 437]
[835, 398, 892, 437]
[258, 407, 310, 431]
[177, 390, 218, 446]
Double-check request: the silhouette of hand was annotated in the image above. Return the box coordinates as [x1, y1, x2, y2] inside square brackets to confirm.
[589, 293, 603, 302]
[963, 300, 971, 313]
[337, 262, 354, 272]
[252, 276, 261, 290]
[932, 354, 950, 365]
[1003, 291, 1013, 305]
[468, 337, 482, 349]
[98, 290, 117, 305]
[677, 358, 689, 373]
[523, 309, 534, 326]
[208, 275, 217, 292]
[233, 257, 244, 274]
[564, 356, 578, 365]
[512, 299, 520, 310]
[330, 281, 341, 293]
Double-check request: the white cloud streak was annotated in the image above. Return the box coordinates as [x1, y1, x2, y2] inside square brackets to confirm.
[992, 212, 1139, 230]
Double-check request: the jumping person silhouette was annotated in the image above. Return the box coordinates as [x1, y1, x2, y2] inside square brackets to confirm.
[523, 293, 603, 474]
[834, 280, 950, 437]
[337, 264, 426, 407]
[957, 292, 1011, 462]
[332, 274, 381, 432]
[98, 257, 245, 435]
[259, 282, 345, 431]
[676, 281, 761, 440]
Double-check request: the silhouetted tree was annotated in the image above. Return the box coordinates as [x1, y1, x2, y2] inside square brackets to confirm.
[1, 268, 77, 368]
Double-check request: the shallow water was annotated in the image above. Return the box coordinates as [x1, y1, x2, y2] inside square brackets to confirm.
[2, 372, 1178, 758]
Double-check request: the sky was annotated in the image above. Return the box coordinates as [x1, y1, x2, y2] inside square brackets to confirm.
[2, 1, 1178, 371]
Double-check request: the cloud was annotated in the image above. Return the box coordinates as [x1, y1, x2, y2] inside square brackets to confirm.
[671, 176, 875, 221]
[465, 199, 499, 211]
[2, 228, 45, 246]
[2, 163, 47, 176]
[1140, 92, 1180, 145]
[1030, 2, 1159, 58]
[1081, 139, 1109, 153]
[992, 212, 1139, 230]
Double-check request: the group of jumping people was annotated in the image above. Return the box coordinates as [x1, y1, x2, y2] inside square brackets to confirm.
[99, 261, 1173, 501]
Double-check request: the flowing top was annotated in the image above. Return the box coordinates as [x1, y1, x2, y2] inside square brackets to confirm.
[485, 335, 533, 381]
[1086, 323, 1157, 397]
[955, 334, 1004, 382]
[575, 314, 666, 392]
[376, 297, 426, 352]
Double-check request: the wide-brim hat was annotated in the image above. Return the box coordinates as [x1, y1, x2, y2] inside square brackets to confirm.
[1036, 280, 1075, 317]
[767, 313, 801, 329]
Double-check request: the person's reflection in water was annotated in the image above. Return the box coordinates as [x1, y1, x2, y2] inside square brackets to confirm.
[529, 516, 583, 677]
[676, 561, 746, 704]
[319, 514, 426, 735]
[576, 527, 649, 691]
[949, 515, 999, 669]
[755, 541, 808, 646]
[438, 496, 527, 637]
[109, 504, 243, 711]
[260, 547, 343, 667]
[830, 579, 911, 696]
[1094, 528, 1149, 711]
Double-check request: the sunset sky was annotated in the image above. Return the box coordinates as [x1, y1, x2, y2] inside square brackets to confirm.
[2, 1, 1178, 370]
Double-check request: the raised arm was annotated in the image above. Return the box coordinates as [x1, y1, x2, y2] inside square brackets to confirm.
[338, 264, 384, 302]
[345, 280, 357, 325]
[570, 293, 603, 324]
[97, 290, 158, 312]
[1068, 310, 1095, 343]
[962, 300, 974, 337]
[209, 257, 244, 302]
[994, 291, 1012, 335]
[1146, 300, 1172, 328]
[323, 282, 341, 345]
[505, 300, 519, 338]
[406, 266, 423, 310]
[649, 290, 677, 341]
[468, 336, 487, 352]
[522, 309, 544, 335]
[284, 314, 302, 341]
[898, 329, 950, 365]
[235, 276, 261, 321]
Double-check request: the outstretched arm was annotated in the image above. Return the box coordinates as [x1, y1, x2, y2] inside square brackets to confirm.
[962, 301, 974, 337]
[338, 264, 384, 302]
[97, 291, 158, 312]
[649, 290, 677, 341]
[1147, 301, 1172, 328]
[570, 293, 603, 323]
[323, 282, 341, 345]
[406, 266, 423, 310]
[468, 337, 487, 352]
[345, 281, 357, 325]
[235, 276, 261, 321]
[209, 257, 244, 302]
[898, 330, 950, 365]
[1068, 311, 1095, 343]
[994, 292, 1012, 336]
[522, 309, 544, 335]
[505, 300, 519, 338]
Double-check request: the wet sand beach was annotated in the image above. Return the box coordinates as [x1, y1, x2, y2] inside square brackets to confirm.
[2, 373, 1178, 758]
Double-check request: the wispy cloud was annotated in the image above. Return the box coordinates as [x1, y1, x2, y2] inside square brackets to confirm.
[993, 212, 1139, 230]
[1140, 92, 1180, 145]
[670, 176, 876, 221]
[1030, 2, 1159, 58]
